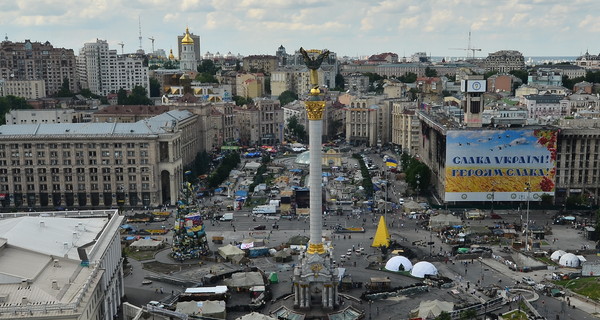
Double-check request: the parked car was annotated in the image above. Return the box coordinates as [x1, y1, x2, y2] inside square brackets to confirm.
[490, 213, 502, 219]
[251, 225, 267, 230]
[522, 276, 536, 286]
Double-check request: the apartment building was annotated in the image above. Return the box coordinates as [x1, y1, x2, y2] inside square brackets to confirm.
[483, 50, 525, 73]
[0, 110, 198, 209]
[0, 39, 76, 96]
[6, 108, 78, 125]
[242, 55, 278, 74]
[391, 101, 420, 155]
[77, 39, 149, 96]
[236, 98, 284, 146]
[0, 79, 45, 99]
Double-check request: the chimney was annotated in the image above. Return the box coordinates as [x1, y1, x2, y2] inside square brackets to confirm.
[39, 221, 45, 227]
[63, 242, 69, 250]
[21, 296, 28, 305]
[51, 280, 59, 290]
[20, 279, 28, 288]
[53, 259, 60, 267]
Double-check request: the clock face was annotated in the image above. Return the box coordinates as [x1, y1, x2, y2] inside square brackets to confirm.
[472, 82, 481, 90]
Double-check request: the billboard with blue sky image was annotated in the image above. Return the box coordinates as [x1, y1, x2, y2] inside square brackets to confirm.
[445, 129, 558, 202]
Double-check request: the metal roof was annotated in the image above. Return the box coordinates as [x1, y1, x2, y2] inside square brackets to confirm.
[0, 109, 194, 137]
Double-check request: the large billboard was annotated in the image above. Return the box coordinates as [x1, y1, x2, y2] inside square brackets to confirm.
[445, 129, 558, 202]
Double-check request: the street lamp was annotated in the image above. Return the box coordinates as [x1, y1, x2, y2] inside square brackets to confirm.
[415, 173, 421, 201]
[524, 182, 531, 252]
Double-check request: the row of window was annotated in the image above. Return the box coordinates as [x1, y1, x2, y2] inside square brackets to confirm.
[0, 142, 149, 149]
[2, 183, 151, 192]
[0, 150, 149, 158]
[0, 158, 148, 166]
[3, 167, 150, 174]
[5, 175, 150, 182]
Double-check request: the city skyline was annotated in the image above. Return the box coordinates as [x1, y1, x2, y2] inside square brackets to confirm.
[1, 0, 599, 58]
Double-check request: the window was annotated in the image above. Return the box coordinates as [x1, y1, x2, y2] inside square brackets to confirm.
[91, 184, 98, 190]
[49, 143, 58, 149]
[88, 151, 96, 157]
[100, 143, 109, 148]
[89, 159, 97, 165]
[25, 160, 33, 166]
[39, 176, 47, 182]
[127, 151, 135, 157]
[89, 168, 98, 173]
[52, 184, 60, 191]
[129, 183, 137, 190]
[114, 143, 122, 148]
[63, 151, 70, 157]
[65, 176, 72, 182]
[27, 184, 35, 191]
[25, 168, 33, 174]
[141, 176, 150, 181]
[39, 184, 47, 191]
[140, 151, 148, 157]
[77, 176, 85, 182]
[116, 175, 124, 181]
[75, 143, 83, 149]
[62, 143, 70, 148]
[52, 176, 60, 182]
[13, 176, 21, 182]
[142, 183, 150, 190]
[90, 175, 98, 181]
[76, 160, 84, 165]
[115, 159, 123, 165]
[114, 151, 122, 158]
[14, 184, 22, 191]
[37, 160, 46, 165]
[101, 151, 110, 157]
[37, 151, 45, 157]
[11, 160, 20, 166]
[0, 169, 6, 174]
[141, 167, 149, 173]
[11, 152, 19, 157]
[63, 160, 71, 165]
[36, 143, 45, 149]
[127, 159, 136, 165]
[140, 159, 148, 164]
[50, 160, 58, 165]
[51, 168, 59, 174]
[103, 184, 111, 191]
[128, 168, 136, 173]
[129, 175, 136, 181]
[12, 168, 20, 174]
[101, 159, 110, 165]
[88, 143, 96, 148]
[76, 168, 85, 174]
[126, 143, 135, 148]
[24, 152, 32, 157]
[50, 151, 58, 158]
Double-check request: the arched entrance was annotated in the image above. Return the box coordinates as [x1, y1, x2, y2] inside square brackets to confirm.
[160, 170, 171, 205]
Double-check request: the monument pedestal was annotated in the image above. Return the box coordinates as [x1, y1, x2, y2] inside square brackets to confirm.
[293, 249, 338, 310]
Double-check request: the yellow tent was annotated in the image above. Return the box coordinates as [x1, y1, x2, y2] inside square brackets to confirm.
[371, 215, 390, 248]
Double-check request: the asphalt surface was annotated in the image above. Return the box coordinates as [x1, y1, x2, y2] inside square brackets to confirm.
[120, 150, 600, 319]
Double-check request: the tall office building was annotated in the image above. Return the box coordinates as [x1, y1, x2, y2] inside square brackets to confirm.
[0, 39, 76, 97]
[77, 39, 149, 96]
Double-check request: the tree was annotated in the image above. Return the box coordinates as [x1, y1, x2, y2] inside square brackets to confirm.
[444, 74, 456, 82]
[459, 309, 477, 320]
[149, 78, 161, 97]
[197, 59, 219, 74]
[334, 73, 345, 91]
[509, 69, 529, 84]
[434, 312, 452, 320]
[484, 70, 498, 79]
[117, 86, 152, 105]
[233, 95, 253, 106]
[399, 72, 417, 83]
[286, 115, 306, 142]
[425, 67, 438, 77]
[55, 77, 73, 97]
[278, 90, 298, 106]
[586, 70, 600, 83]
[562, 75, 585, 90]
[195, 72, 218, 83]
[0, 95, 31, 123]
[117, 88, 128, 105]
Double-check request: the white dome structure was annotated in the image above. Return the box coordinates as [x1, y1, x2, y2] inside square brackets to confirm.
[559, 253, 580, 268]
[410, 261, 438, 278]
[550, 250, 566, 262]
[385, 256, 413, 272]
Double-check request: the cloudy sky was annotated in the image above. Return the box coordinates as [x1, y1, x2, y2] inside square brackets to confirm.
[1, 0, 598, 58]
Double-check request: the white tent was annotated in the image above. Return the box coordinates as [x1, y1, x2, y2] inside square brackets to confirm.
[385, 256, 413, 272]
[411, 299, 454, 319]
[550, 250, 566, 262]
[129, 238, 163, 251]
[559, 253, 580, 267]
[410, 261, 438, 278]
[236, 312, 277, 320]
[218, 244, 245, 261]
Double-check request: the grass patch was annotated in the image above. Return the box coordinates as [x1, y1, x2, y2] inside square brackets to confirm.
[541, 241, 549, 245]
[123, 247, 158, 261]
[536, 256, 557, 266]
[555, 277, 600, 301]
[501, 310, 528, 320]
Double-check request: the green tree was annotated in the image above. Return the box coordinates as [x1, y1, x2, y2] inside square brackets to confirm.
[434, 312, 452, 320]
[334, 73, 345, 91]
[562, 75, 585, 90]
[197, 59, 219, 74]
[149, 78, 161, 97]
[586, 70, 600, 83]
[509, 69, 529, 84]
[117, 88, 128, 105]
[425, 67, 438, 77]
[278, 90, 298, 106]
[233, 95, 253, 106]
[444, 74, 456, 82]
[0, 95, 31, 123]
[459, 309, 477, 320]
[55, 77, 73, 97]
[399, 72, 417, 83]
[286, 115, 306, 142]
[195, 72, 218, 83]
[484, 70, 498, 79]
[162, 60, 178, 69]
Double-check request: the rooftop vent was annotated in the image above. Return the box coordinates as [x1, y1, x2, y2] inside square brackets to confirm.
[51, 280, 59, 290]
[53, 259, 60, 267]
[21, 296, 28, 305]
[39, 221, 45, 227]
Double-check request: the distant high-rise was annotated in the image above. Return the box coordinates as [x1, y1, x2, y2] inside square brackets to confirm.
[0, 39, 76, 97]
[484, 50, 525, 73]
[77, 39, 149, 96]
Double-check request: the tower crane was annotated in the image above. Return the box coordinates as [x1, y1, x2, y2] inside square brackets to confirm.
[117, 42, 124, 54]
[148, 37, 155, 53]
[449, 31, 481, 59]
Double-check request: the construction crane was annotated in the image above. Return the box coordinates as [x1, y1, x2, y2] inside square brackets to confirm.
[449, 31, 481, 59]
[148, 37, 155, 53]
[117, 42, 124, 54]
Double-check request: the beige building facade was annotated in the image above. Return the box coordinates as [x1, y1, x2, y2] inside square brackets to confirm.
[0, 110, 198, 209]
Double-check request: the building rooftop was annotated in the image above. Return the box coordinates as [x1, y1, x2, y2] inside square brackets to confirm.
[0, 109, 193, 137]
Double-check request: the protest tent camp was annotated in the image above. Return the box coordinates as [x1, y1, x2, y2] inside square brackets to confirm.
[218, 244, 245, 261]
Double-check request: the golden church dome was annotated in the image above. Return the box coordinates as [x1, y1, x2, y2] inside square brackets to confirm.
[168, 49, 175, 60]
[181, 27, 194, 44]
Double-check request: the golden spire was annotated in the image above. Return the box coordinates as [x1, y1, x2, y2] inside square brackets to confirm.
[181, 27, 194, 44]
[168, 49, 175, 60]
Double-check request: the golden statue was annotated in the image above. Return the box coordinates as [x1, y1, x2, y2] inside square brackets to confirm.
[299, 47, 330, 87]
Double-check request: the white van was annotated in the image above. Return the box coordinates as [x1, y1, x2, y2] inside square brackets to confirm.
[220, 213, 234, 221]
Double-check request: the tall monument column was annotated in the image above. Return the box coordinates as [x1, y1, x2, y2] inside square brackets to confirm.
[292, 48, 338, 311]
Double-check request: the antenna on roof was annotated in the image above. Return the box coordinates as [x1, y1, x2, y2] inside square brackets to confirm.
[138, 16, 143, 50]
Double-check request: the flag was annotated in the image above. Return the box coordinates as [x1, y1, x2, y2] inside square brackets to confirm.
[385, 158, 398, 168]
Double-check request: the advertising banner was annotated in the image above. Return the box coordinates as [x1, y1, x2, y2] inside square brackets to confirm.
[445, 129, 557, 202]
